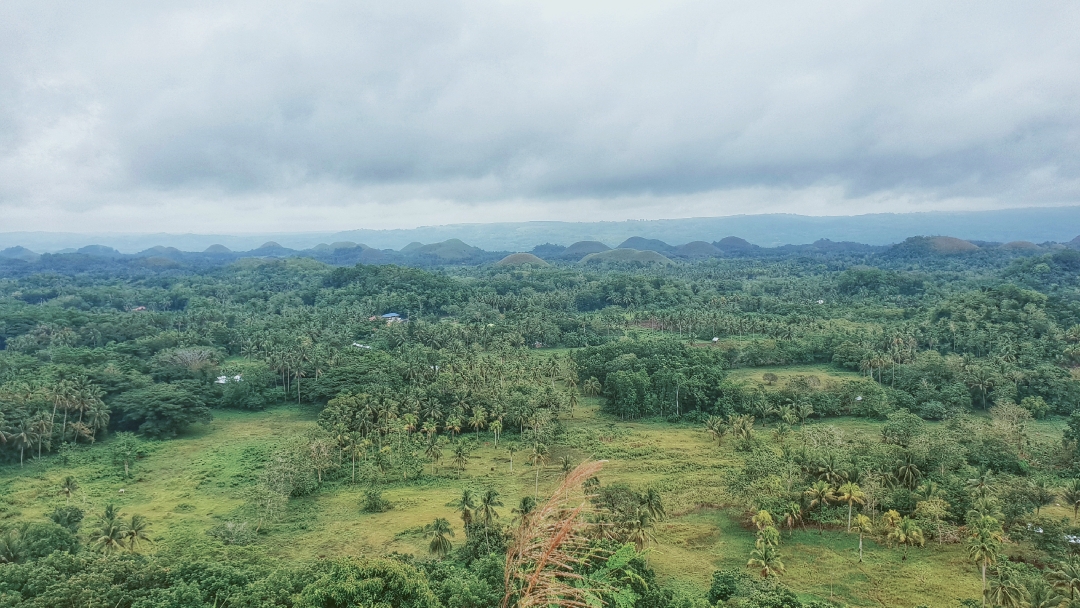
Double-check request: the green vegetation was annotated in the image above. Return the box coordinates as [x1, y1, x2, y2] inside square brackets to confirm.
[3, 242, 1080, 607]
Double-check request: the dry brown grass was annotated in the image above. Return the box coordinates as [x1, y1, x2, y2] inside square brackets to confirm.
[502, 460, 606, 608]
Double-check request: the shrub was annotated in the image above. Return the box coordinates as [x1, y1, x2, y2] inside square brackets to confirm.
[362, 489, 392, 513]
[208, 521, 256, 546]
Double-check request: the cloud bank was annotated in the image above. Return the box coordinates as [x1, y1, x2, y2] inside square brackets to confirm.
[1, 1, 1078, 232]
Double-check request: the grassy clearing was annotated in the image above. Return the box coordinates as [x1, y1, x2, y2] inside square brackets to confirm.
[0, 383, 1007, 606]
[725, 364, 862, 387]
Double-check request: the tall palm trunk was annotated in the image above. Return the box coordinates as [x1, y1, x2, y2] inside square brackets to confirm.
[858, 533, 863, 562]
[981, 562, 987, 608]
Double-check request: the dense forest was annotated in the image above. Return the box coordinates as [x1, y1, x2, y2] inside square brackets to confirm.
[3, 238, 1080, 608]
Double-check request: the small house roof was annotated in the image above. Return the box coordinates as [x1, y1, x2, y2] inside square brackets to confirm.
[381, 312, 401, 318]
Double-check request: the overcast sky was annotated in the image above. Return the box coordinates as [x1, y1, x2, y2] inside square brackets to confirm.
[1, 1, 1078, 233]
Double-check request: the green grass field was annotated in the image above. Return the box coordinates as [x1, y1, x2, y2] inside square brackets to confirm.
[0, 374, 1012, 607]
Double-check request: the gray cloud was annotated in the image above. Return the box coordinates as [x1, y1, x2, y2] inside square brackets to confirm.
[1, 0, 1079, 232]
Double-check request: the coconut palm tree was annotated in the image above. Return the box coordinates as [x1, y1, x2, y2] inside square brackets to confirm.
[446, 416, 462, 440]
[641, 488, 666, 522]
[966, 469, 995, 500]
[582, 377, 601, 397]
[60, 476, 78, 504]
[9, 420, 37, 467]
[851, 514, 871, 562]
[426, 518, 454, 558]
[1025, 578, 1063, 608]
[1030, 477, 1056, 516]
[804, 481, 832, 534]
[888, 517, 924, 560]
[530, 443, 549, 498]
[704, 415, 727, 446]
[1063, 479, 1080, 522]
[968, 517, 1004, 606]
[490, 419, 503, 448]
[126, 514, 152, 552]
[478, 488, 503, 526]
[627, 510, 655, 551]
[421, 420, 438, 441]
[455, 488, 477, 528]
[729, 415, 755, 447]
[1050, 556, 1080, 601]
[511, 495, 536, 526]
[986, 567, 1027, 608]
[452, 441, 471, 471]
[816, 452, 846, 487]
[506, 442, 519, 473]
[835, 482, 866, 532]
[772, 422, 792, 447]
[92, 505, 127, 555]
[425, 438, 443, 475]
[781, 502, 803, 536]
[469, 407, 487, 441]
[746, 538, 785, 579]
[894, 454, 921, 490]
[559, 456, 574, 480]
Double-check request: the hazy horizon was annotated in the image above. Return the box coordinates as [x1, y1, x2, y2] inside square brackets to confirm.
[4, 205, 1080, 253]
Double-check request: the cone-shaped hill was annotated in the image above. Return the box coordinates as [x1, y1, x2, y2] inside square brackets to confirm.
[561, 241, 610, 260]
[580, 248, 675, 265]
[496, 253, 549, 267]
[617, 237, 675, 252]
[676, 241, 721, 257]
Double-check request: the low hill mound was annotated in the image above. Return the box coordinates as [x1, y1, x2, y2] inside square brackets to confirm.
[400, 241, 425, 252]
[137, 256, 180, 268]
[330, 241, 364, 250]
[927, 236, 979, 253]
[77, 245, 122, 257]
[496, 253, 549, 267]
[0, 246, 39, 262]
[413, 239, 481, 261]
[580, 248, 675, 265]
[887, 236, 980, 257]
[714, 236, 756, 251]
[676, 241, 721, 257]
[1001, 240, 1039, 250]
[562, 241, 610, 259]
[617, 237, 675, 252]
[137, 246, 183, 258]
[204, 244, 231, 253]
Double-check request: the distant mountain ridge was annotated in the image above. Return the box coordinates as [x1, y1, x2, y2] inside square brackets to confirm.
[5, 206, 1080, 253]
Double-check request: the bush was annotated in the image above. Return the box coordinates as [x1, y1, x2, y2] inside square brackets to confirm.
[0, 522, 80, 562]
[708, 569, 750, 603]
[207, 521, 257, 546]
[48, 506, 85, 533]
[915, 401, 948, 421]
[362, 489, 392, 513]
